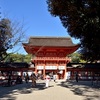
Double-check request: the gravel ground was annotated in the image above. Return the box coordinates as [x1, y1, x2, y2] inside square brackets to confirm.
[0, 80, 100, 100]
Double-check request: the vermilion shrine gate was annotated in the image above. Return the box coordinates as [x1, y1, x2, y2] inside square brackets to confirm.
[23, 37, 79, 79]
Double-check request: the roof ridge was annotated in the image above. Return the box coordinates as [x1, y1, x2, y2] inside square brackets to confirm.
[30, 36, 71, 39]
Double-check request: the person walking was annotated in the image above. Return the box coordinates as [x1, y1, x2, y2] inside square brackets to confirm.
[30, 73, 37, 87]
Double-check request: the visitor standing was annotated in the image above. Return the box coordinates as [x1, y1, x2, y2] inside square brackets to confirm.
[8, 73, 12, 86]
[53, 73, 57, 82]
[75, 72, 79, 82]
[45, 73, 50, 88]
[30, 73, 37, 87]
[25, 73, 29, 83]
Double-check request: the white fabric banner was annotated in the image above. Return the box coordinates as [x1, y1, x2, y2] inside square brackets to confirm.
[58, 66, 65, 70]
[37, 66, 44, 69]
[45, 66, 57, 70]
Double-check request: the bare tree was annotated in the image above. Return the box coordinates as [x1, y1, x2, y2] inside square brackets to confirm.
[0, 18, 27, 61]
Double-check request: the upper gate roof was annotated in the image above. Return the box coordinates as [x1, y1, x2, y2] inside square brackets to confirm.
[23, 36, 79, 47]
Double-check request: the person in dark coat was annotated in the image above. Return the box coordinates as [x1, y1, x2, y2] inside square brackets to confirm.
[30, 73, 37, 87]
[25, 73, 29, 83]
[8, 73, 12, 86]
[75, 72, 79, 82]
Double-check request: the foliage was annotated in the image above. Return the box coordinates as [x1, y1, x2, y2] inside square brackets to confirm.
[68, 52, 86, 63]
[0, 18, 26, 61]
[5, 53, 31, 63]
[23, 54, 32, 63]
[47, 0, 100, 62]
[69, 53, 80, 63]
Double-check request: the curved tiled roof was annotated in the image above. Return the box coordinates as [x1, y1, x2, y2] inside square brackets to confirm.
[67, 63, 100, 69]
[23, 36, 79, 47]
[0, 62, 29, 68]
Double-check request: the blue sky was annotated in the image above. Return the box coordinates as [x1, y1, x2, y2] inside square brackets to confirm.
[1, 0, 79, 54]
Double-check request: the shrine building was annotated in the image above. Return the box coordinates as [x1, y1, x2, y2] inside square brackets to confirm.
[22, 36, 79, 79]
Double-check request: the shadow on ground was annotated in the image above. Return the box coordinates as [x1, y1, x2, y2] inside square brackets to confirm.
[58, 80, 100, 100]
[0, 81, 46, 100]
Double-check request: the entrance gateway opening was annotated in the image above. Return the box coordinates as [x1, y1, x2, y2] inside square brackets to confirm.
[22, 36, 79, 79]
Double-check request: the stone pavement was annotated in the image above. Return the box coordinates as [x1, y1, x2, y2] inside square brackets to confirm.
[0, 80, 100, 100]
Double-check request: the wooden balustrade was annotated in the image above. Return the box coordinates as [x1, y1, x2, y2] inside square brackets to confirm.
[32, 57, 70, 61]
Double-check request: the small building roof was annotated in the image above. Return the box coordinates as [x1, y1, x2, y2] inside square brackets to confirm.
[67, 63, 100, 69]
[0, 62, 29, 68]
[23, 36, 79, 47]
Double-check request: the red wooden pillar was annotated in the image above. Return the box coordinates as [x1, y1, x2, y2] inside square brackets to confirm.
[43, 60, 46, 79]
[57, 60, 59, 79]
[64, 65, 67, 80]
[21, 71, 23, 77]
[35, 61, 37, 74]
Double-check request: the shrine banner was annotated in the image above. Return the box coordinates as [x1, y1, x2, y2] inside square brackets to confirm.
[45, 66, 57, 70]
[58, 66, 65, 70]
[37, 66, 44, 70]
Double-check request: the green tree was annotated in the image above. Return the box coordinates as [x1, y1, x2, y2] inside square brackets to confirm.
[68, 52, 86, 63]
[23, 54, 31, 63]
[69, 53, 80, 63]
[5, 53, 31, 63]
[47, 0, 100, 62]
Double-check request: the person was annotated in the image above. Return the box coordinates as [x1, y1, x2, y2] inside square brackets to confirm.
[75, 72, 79, 82]
[91, 73, 95, 85]
[16, 75, 22, 84]
[53, 73, 57, 82]
[8, 73, 12, 86]
[25, 73, 29, 83]
[30, 73, 37, 87]
[45, 73, 50, 88]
